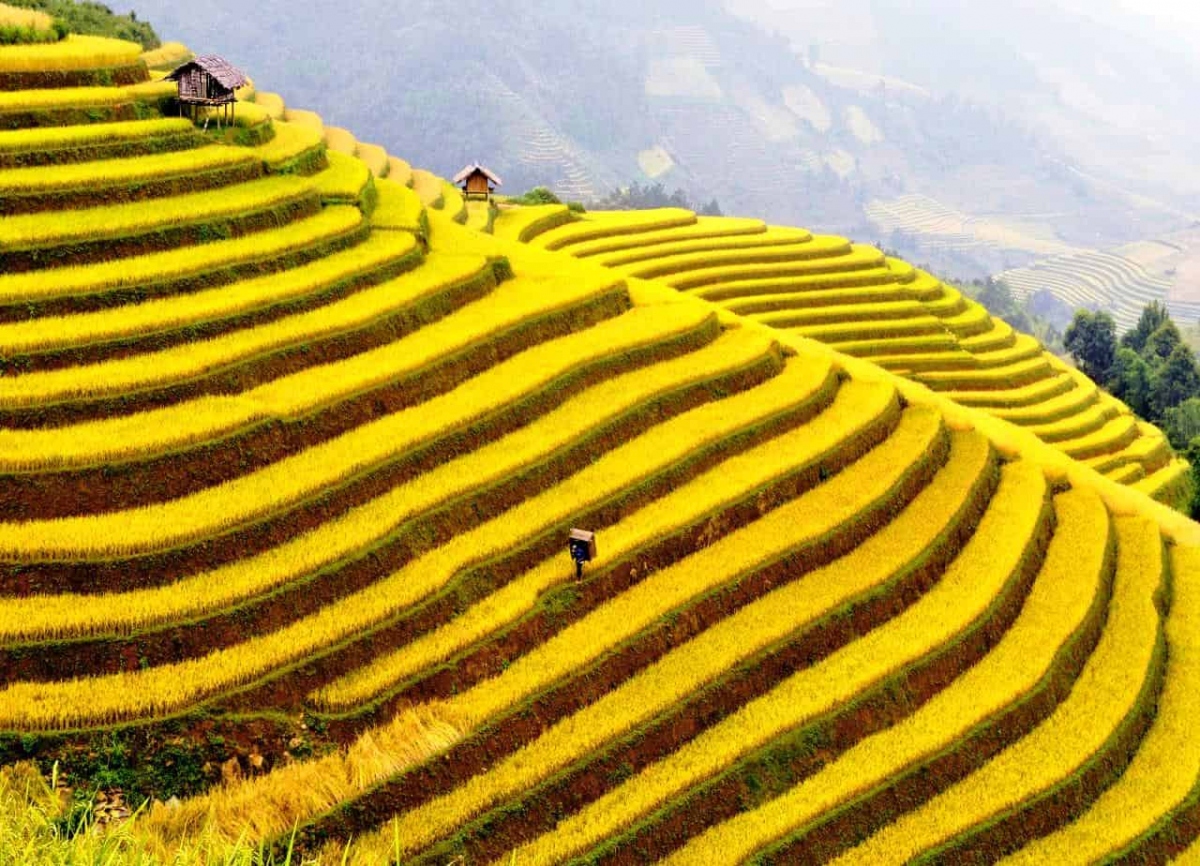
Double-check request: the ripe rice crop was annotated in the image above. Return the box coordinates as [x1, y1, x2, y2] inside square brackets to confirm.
[1056, 415, 1139, 460]
[428, 381, 905, 732]
[370, 179, 425, 234]
[0, 300, 685, 555]
[695, 268, 899, 302]
[351, 430, 1047, 863]
[139, 708, 462, 855]
[566, 216, 769, 258]
[990, 381, 1097, 426]
[999, 544, 1200, 866]
[829, 516, 1164, 864]
[282, 107, 322, 133]
[315, 150, 371, 206]
[0, 3, 53, 31]
[938, 301, 993, 335]
[492, 204, 572, 243]
[0, 327, 841, 728]
[591, 226, 814, 268]
[0, 117, 194, 155]
[666, 245, 887, 291]
[966, 335, 1044, 368]
[0, 248, 493, 464]
[960, 318, 1016, 352]
[139, 41, 190, 69]
[252, 90, 285, 120]
[328, 394, 943, 721]
[721, 283, 911, 315]
[653, 460, 1052, 864]
[656, 486, 1108, 865]
[758, 300, 930, 328]
[0, 84, 130, 112]
[531, 208, 697, 250]
[0, 35, 141, 71]
[0, 205, 362, 306]
[311, 362, 878, 710]
[410, 169, 444, 208]
[322, 125, 357, 155]
[947, 373, 1076, 409]
[355, 142, 390, 178]
[0, 174, 310, 249]
[254, 119, 323, 172]
[612, 237, 853, 280]
[505, 432, 1019, 866]
[794, 316, 946, 342]
[919, 356, 1053, 390]
[387, 155, 412, 186]
[0, 329, 784, 641]
[0, 143, 259, 195]
[1027, 401, 1118, 443]
[441, 182, 467, 223]
[0, 230, 417, 356]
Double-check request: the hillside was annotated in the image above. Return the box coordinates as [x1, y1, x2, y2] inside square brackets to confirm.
[5, 29, 1200, 866]
[119, 0, 1200, 341]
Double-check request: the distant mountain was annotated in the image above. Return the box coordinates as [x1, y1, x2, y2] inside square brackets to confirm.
[131, 0, 1199, 279]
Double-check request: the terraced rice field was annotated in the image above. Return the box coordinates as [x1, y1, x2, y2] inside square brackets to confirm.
[512, 208, 1188, 508]
[4, 32, 1200, 866]
[998, 249, 1200, 331]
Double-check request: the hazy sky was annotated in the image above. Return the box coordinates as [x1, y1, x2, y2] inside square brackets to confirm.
[1067, 0, 1200, 45]
[1117, 0, 1200, 25]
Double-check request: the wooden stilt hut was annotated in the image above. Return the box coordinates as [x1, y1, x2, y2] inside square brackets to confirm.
[166, 55, 247, 128]
[454, 163, 503, 201]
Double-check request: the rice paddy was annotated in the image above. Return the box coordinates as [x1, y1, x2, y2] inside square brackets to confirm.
[3, 28, 1200, 866]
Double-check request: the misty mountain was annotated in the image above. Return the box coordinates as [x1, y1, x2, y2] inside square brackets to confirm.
[129, 0, 1200, 279]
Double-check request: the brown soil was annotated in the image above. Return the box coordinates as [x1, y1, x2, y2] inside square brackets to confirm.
[402, 431, 968, 864]
[0, 158, 267, 220]
[10, 240, 420, 372]
[0, 217, 368, 321]
[913, 625, 1167, 865]
[0, 190, 315, 274]
[0, 292, 681, 592]
[287, 420, 991, 857]
[0, 130, 205, 169]
[405, 435, 1010, 866]
[0, 103, 140, 132]
[0, 347, 779, 681]
[920, 364, 1055, 393]
[1110, 787, 1200, 863]
[710, 508, 1113, 858]
[0, 260, 507, 431]
[0, 63, 148, 91]
[225, 367, 851, 720]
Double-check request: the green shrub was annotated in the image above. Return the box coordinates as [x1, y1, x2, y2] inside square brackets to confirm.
[511, 186, 563, 206]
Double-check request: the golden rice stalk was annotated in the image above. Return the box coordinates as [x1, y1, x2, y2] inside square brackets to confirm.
[0, 329, 776, 642]
[0, 2, 51, 30]
[0, 230, 415, 356]
[0, 205, 362, 306]
[827, 516, 1163, 865]
[0, 34, 142, 71]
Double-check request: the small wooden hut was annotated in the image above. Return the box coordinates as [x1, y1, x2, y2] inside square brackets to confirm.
[166, 55, 247, 127]
[454, 163, 503, 200]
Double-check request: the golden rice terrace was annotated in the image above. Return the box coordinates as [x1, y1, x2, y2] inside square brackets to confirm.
[3, 30, 1200, 866]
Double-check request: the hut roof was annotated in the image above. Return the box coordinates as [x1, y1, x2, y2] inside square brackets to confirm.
[453, 163, 503, 186]
[167, 55, 248, 90]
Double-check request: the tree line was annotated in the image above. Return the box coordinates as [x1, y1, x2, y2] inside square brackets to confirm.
[1065, 302, 1200, 514]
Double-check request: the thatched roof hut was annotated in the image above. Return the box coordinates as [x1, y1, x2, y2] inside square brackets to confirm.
[454, 163, 503, 199]
[167, 55, 247, 124]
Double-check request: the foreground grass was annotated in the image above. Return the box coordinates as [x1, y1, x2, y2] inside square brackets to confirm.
[0, 763, 322, 865]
